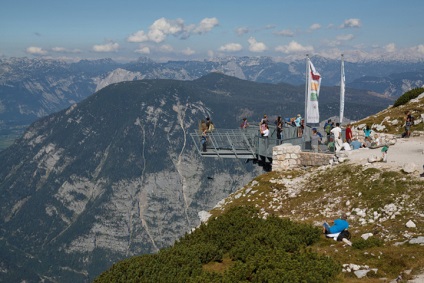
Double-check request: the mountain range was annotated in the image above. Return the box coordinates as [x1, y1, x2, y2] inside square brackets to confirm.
[0, 72, 399, 282]
[1, 56, 424, 150]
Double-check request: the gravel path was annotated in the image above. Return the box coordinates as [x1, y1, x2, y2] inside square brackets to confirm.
[342, 135, 424, 175]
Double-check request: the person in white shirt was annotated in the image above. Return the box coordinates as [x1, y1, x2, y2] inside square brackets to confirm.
[330, 123, 343, 152]
[263, 124, 269, 138]
[342, 140, 351, 151]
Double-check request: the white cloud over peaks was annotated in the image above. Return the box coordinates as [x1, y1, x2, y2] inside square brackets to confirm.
[340, 18, 361, 28]
[247, 37, 267, 52]
[274, 29, 294, 37]
[219, 43, 243, 52]
[275, 41, 313, 54]
[26, 46, 48, 55]
[135, 46, 150, 54]
[149, 18, 184, 42]
[385, 43, 396, 52]
[92, 42, 119, 52]
[51, 47, 81, 53]
[127, 17, 219, 43]
[182, 48, 195, 55]
[309, 23, 321, 31]
[193, 17, 219, 34]
[127, 30, 149, 43]
[159, 44, 174, 52]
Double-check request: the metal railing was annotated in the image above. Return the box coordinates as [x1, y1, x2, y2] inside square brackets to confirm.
[190, 124, 312, 160]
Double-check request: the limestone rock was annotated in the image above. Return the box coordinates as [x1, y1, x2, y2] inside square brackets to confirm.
[402, 163, 417, 174]
[368, 155, 379, 163]
[361, 233, 373, 240]
[354, 270, 370, 278]
[375, 124, 386, 131]
[409, 236, 424, 244]
[406, 220, 416, 228]
[198, 211, 212, 223]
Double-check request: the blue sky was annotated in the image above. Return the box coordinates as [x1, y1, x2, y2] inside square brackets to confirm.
[1, 0, 423, 62]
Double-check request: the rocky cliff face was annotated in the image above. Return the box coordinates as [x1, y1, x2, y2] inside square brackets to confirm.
[0, 75, 264, 282]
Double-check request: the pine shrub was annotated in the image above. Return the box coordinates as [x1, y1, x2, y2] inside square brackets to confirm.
[94, 206, 340, 283]
[393, 87, 424, 107]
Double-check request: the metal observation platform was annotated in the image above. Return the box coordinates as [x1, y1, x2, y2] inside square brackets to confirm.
[190, 124, 313, 161]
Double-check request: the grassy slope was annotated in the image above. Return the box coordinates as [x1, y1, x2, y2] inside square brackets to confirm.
[210, 165, 424, 282]
[208, 96, 424, 282]
[351, 91, 424, 135]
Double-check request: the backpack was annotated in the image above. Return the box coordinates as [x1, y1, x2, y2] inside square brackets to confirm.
[337, 230, 351, 241]
[325, 124, 332, 134]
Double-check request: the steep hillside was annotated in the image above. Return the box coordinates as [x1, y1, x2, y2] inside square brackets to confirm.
[0, 73, 416, 282]
[94, 95, 424, 282]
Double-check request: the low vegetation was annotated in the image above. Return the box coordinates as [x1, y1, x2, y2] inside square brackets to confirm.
[95, 206, 340, 283]
[393, 87, 424, 107]
[353, 87, 424, 135]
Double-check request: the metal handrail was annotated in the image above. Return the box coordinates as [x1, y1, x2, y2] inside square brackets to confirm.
[190, 124, 312, 159]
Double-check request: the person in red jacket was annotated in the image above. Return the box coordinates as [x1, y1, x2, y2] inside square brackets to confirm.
[345, 124, 353, 143]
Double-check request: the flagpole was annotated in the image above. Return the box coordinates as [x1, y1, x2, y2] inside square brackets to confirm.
[340, 54, 345, 124]
[304, 54, 309, 125]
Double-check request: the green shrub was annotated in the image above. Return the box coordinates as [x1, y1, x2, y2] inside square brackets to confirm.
[94, 206, 339, 283]
[393, 87, 424, 107]
[352, 237, 383, 249]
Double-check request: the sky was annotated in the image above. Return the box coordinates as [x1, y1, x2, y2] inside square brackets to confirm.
[1, 0, 424, 63]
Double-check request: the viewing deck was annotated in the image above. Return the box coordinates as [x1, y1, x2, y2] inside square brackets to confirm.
[190, 124, 313, 161]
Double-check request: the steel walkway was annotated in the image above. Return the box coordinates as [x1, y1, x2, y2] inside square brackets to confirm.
[190, 124, 313, 160]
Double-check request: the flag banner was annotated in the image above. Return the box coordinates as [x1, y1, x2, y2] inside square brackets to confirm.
[340, 58, 345, 123]
[306, 60, 321, 123]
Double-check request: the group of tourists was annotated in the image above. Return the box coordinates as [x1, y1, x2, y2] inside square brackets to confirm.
[257, 113, 305, 142]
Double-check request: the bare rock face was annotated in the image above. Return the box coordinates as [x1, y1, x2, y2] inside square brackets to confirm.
[0, 76, 263, 282]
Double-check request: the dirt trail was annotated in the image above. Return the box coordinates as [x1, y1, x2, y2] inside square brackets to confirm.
[342, 135, 424, 175]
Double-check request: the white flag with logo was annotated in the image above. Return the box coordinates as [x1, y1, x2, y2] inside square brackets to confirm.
[306, 60, 321, 123]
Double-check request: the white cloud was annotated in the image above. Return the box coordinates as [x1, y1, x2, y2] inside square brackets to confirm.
[127, 17, 219, 43]
[247, 37, 267, 52]
[182, 47, 195, 55]
[235, 27, 249, 36]
[159, 44, 174, 52]
[309, 23, 321, 31]
[340, 18, 361, 28]
[92, 42, 119, 52]
[51, 47, 66, 52]
[385, 43, 396, 52]
[26, 46, 48, 55]
[127, 30, 149, 43]
[274, 29, 294, 37]
[135, 46, 150, 54]
[275, 41, 313, 54]
[219, 43, 243, 52]
[325, 34, 354, 47]
[51, 47, 81, 53]
[149, 18, 184, 43]
[193, 17, 219, 34]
